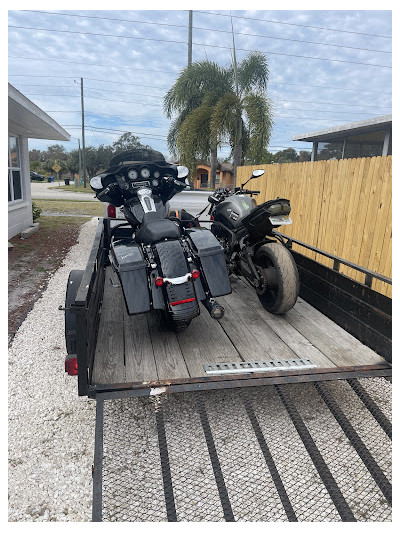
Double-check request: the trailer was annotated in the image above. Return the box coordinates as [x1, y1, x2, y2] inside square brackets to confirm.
[65, 218, 392, 522]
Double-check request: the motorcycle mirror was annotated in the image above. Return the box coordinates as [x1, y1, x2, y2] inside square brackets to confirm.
[177, 165, 189, 178]
[252, 169, 265, 178]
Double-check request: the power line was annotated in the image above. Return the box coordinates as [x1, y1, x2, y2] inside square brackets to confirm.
[196, 10, 392, 39]
[8, 73, 392, 97]
[8, 55, 177, 74]
[25, 93, 384, 118]
[17, 10, 391, 54]
[268, 81, 392, 96]
[8, 26, 392, 69]
[17, 85, 391, 110]
[23, 93, 163, 106]
[63, 125, 168, 138]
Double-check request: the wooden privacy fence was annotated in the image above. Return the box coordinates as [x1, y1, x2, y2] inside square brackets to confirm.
[237, 156, 392, 297]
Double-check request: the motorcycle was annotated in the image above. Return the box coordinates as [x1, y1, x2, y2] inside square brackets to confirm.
[90, 149, 231, 330]
[206, 169, 299, 314]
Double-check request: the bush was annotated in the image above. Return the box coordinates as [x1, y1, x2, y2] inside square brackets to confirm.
[32, 201, 42, 222]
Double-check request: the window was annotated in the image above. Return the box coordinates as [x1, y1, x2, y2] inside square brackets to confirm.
[317, 141, 343, 161]
[8, 136, 23, 203]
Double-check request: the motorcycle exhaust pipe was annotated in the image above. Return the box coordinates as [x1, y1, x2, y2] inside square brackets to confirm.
[202, 297, 225, 320]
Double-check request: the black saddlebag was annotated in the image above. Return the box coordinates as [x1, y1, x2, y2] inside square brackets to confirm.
[186, 228, 231, 297]
[109, 239, 151, 315]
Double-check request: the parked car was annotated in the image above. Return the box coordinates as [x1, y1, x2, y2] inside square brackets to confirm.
[30, 171, 45, 181]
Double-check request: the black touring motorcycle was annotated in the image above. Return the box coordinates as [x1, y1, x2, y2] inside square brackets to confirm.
[90, 149, 231, 330]
[205, 169, 299, 314]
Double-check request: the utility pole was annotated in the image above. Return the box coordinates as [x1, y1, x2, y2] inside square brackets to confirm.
[78, 137, 82, 186]
[188, 10, 193, 67]
[80, 77, 87, 188]
[230, 13, 241, 186]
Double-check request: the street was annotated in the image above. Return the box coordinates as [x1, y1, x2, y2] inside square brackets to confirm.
[31, 182, 211, 217]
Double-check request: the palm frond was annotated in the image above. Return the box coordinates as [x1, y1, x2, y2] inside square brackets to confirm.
[243, 93, 274, 161]
[210, 93, 242, 144]
[237, 51, 269, 95]
[176, 104, 213, 173]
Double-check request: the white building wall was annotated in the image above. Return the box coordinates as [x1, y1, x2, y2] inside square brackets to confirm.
[8, 135, 33, 239]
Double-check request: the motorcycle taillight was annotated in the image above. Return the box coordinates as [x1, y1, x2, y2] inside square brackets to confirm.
[107, 204, 116, 218]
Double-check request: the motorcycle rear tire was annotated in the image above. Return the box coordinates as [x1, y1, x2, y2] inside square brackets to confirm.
[166, 317, 192, 331]
[254, 243, 299, 314]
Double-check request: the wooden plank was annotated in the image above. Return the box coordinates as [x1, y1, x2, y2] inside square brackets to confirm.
[146, 311, 190, 380]
[233, 279, 336, 368]
[176, 308, 242, 377]
[92, 269, 125, 384]
[369, 157, 392, 294]
[218, 278, 296, 361]
[124, 310, 158, 383]
[287, 298, 385, 366]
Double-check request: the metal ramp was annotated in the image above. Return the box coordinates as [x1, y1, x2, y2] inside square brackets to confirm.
[92, 377, 391, 522]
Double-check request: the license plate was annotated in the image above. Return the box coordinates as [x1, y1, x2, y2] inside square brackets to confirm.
[269, 215, 292, 225]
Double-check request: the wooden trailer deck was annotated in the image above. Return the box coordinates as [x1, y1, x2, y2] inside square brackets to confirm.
[92, 267, 387, 388]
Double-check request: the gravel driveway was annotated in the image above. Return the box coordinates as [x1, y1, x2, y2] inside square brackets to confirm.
[8, 217, 99, 522]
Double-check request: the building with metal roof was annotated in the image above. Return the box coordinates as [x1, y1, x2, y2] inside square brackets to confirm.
[292, 115, 392, 162]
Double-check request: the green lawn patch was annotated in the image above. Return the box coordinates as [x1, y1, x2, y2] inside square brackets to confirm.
[35, 199, 103, 217]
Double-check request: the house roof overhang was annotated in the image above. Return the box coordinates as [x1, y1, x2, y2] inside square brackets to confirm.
[292, 115, 392, 143]
[8, 83, 70, 141]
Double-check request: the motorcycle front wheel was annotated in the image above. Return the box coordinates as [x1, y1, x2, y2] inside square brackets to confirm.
[254, 242, 299, 314]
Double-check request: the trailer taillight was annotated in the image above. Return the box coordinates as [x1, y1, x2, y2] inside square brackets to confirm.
[191, 269, 200, 279]
[65, 357, 78, 376]
[155, 277, 164, 287]
[107, 204, 116, 218]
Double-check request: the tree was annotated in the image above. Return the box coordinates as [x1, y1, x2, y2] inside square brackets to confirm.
[164, 61, 231, 186]
[30, 160, 41, 172]
[29, 149, 43, 162]
[274, 148, 299, 164]
[84, 145, 115, 179]
[111, 133, 150, 155]
[299, 150, 311, 162]
[164, 52, 273, 187]
[244, 147, 275, 165]
[43, 144, 69, 161]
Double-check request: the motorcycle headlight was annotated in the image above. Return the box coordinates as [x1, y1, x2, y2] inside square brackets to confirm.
[90, 175, 103, 190]
[177, 165, 189, 178]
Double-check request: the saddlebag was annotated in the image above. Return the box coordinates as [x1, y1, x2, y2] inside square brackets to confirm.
[186, 228, 231, 297]
[110, 239, 151, 315]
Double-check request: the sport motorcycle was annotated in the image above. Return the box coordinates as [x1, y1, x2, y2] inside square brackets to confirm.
[206, 169, 299, 314]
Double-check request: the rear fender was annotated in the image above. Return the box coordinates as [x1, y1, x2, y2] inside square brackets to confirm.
[154, 240, 199, 319]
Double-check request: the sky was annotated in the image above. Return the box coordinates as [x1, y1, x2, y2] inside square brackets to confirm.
[7, 2, 392, 161]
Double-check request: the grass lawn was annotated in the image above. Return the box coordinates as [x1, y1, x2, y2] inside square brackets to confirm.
[35, 199, 103, 217]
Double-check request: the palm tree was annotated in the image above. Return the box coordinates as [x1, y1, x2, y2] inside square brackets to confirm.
[164, 52, 273, 187]
[164, 61, 230, 187]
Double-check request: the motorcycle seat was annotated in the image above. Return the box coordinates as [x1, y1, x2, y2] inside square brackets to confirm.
[135, 211, 181, 244]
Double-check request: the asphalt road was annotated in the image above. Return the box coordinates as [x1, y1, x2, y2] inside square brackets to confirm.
[30, 182, 211, 217]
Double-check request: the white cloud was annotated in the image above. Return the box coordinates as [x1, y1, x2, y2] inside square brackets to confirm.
[9, 8, 391, 156]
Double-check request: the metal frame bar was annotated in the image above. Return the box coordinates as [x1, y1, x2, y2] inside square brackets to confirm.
[91, 364, 391, 400]
[274, 231, 392, 287]
[92, 397, 104, 522]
